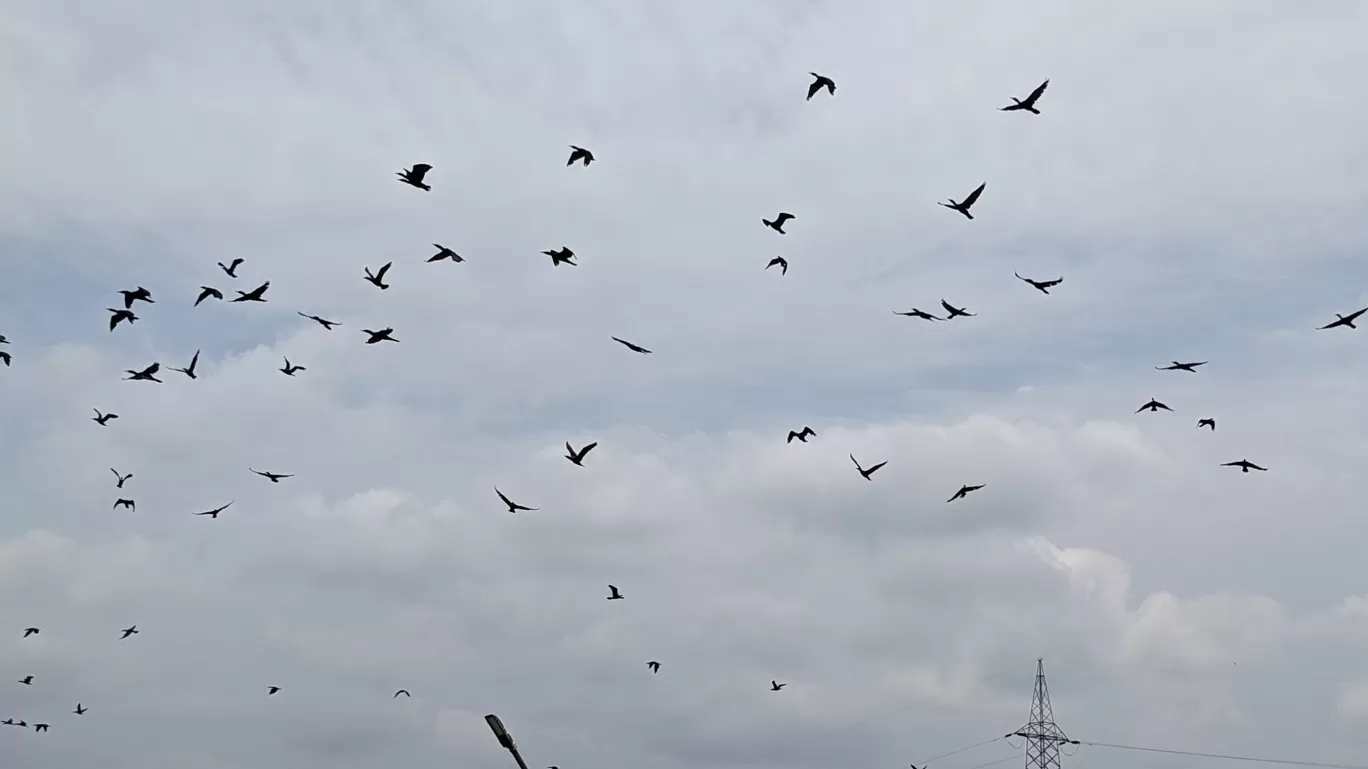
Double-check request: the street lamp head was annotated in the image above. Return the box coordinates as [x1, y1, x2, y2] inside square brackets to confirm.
[486, 714, 516, 750]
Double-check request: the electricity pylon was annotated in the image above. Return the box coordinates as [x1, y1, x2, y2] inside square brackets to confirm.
[1005, 658, 1077, 769]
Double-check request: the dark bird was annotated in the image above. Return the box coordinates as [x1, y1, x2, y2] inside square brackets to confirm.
[250, 468, 293, 483]
[1222, 459, 1267, 473]
[298, 312, 341, 330]
[763, 212, 795, 233]
[495, 486, 538, 513]
[1318, 307, 1368, 330]
[607, 585, 624, 600]
[771, 680, 786, 691]
[22, 628, 38, 638]
[92, 409, 118, 426]
[267, 686, 281, 695]
[564, 442, 597, 466]
[118, 286, 154, 308]
[394, 689, 411, 698]
[850, 453, 887, 481]
[17, 676, 33, 685]
[940, 299, 976, 319]
[73, 704, 86, 715]
[647, 661, 661, 674]
[0, 350, 8, 366]
[364, 262, 393, 289]
[806, 72, 836, 100]
[33, 723, 48, 733]
[611, 336, 652, 354]
[111, 469, 132, 488]
[124, 362, 162, 382]
[194, 286, 223, 306]
[218, 258, 245, 278]
[119, 625, 138, 639]
[893, 308, 943, 321]
[787, 426, 816, 444]
[108, 308, 138, 331]
[766, 256, 788, 275]
[999, 79, 1050, 114]
[231, 281, 270, 302]
[1197, 418, 1216, 431]
[397, 163, 432, 191]
[280, 358, 305, 376]
[1156, 360, 1207, 372]
[113, 498, 135, 511]
[171, 350, 200, 379]
[1015, 273, 1063, 294]
[194, 501, 233, 519]
[363, 327, 398, 344]
[947, 484, 985, 503]
[429, 244, 465, 263]
[1, 719, 14, 725]
[567, 145, 595, 167]
[939, 182, 986, 220]
[542, 247, 576, 267]
[1135, 398, 1172, 413]
[0, 335, 7, 343]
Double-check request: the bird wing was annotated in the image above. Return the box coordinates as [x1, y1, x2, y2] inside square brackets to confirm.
[581, 442, 598, 456]
[867, 461, 887, 474]
[806, 80, 822, 100]
[495, 487, 512, 506]
[1040, 277, 1063, 287]
[962, 183, 985, 208]
[1027, 79, 1049, 103]
[1014, 272, 1029, 283]
[777, 213, 794, 224]
[145, 362, 161, 375]
[1346, 307, 1368, 322]
[849, 453, 862, 471]
[940, 299, 957, 313]
[411, 164, 431, 179]
[376, 261, 392, 279]
[189, 351, 199, 368]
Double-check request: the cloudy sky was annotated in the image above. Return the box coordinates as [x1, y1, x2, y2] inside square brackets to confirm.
[4, 1, 1368, 768]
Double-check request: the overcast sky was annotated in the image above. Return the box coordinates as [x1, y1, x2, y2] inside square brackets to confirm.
[3, 1, 1368, 768]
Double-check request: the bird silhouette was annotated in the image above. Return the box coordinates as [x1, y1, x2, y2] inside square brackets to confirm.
[947, 484, 985, 503]
[894, 308, 943, 321]
[298, 312, 341, 330]
[1197, 418, 1216, 431]
[611, 336, 652, 354]
[364, 262, 393, 289]
[1135, 398, 1172, 413]
[542, 247, 577, 267]
[495, 486, 538, 513]
[267, 686, 281, 695]
[171, 350, 200, 379]
[22, 627, 38, 637]
[771, 680, 786, 691]
[124, 362, 162, 382]
[118, 287, 154, 308]
[108, 308, 138, 331]
[397, 164, 432, 190]
[567, 146, 595, 166]
[73, 704, 86, 715]
[939, 183, 986, 220]
[850, 454, 887, 480]
[92, 409, 118, 426]
[218, 258, 244, 277]
[231, 281, 270, 302]
[429, 244, 465, 263]
[363, 328, 398, 344]
[787, 426, 816, 443]
[33, 723, 49, 733]
[1318, 307, 1368, 330]
[250, 468, 292, 483]
[606, 584, 624, 600]
[763, 212, 795, 233]
[194, 501, 233, 519]
[1156, 360, 1207, 372]
[0, 335, 6, 344]
[1014, 273, 1063, 294]
[940, 299, 976, 319]
[280, 358, 306, 376]
[0, 350, 8, 366]
[999, 79, 1049, 114]
[119, 625, 138, 639]
[113, 498, 135, 511]
[17, 675, 33, 685]
[194, 286, 223, 306]
[1222, 459, 1268, 473]
[806, 72, 836, 100]
[766, 256, 788, 275]
[394, 689, 411, 698]
[1, 719, 15, 725]
[647, 661, 661, 674]
[564, 442, 597, 466]
[111, 469, 132, 488]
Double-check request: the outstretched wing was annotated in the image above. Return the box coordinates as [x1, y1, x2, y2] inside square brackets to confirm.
[375, 261, 392, 280]
[410, 164, 432, 181]
[940, 299, 957, 314]
[962, 183, 986, 208]
[580, 442, 598, 457]
[1026, 79, 1049, 105]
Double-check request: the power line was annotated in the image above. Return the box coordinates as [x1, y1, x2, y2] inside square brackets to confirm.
[913, 736, 1005, 765]
[963, 752, 1024, 769]
[1079, 739, 1368, 769]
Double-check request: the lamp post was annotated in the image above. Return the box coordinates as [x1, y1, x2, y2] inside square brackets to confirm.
[485, 713, 530, 769]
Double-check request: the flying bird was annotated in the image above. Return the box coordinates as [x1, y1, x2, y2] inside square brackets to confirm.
[806, 72, 836, 100]
[766, 256, 788, 275]
[1197, 418, 1216, 431]
[194, 501, 233, 519]
[564, 442, 597, 466]
[894, 308, 943, 321]
[0, 350, 8, 366]
[113, 498, 135, 511]
[118, 287, 154, 308]
[1222, 459, 1268, 473]
[280, 358, 306, 376]
[394, 689, 411, 698]
[566, 145, 595, 166]
[999, 79, 1050, 114]
[231, 281, 270, 302]
[1, 719, 15, 725]
[218, 258, 245, 277]
[606, 585, 624, 600]
[298, 312, 341, 330]
[397, 163, 432, 191]
[363, 328, 398, 344]
[611, 336, 652, 354]
[1135, 398, 1172, 413]
[940, 299, 976, 319]
[947, 484, 985, 503]
[119, 625, 138, 639]
[787, 426, 816, 444]
[92, 409, 118, 426]
[111, 469, 132, 488]
[647, 661, 661, 674]
[1014, 273, 1063, 294]
[1156, 360, 1207, 372]
[194, 286, 223, 306]
[850, 453, 887, 481]
[0, 335, 6, 344]
[171, 350, 200, 379]
[1318, 307, 1368, 330]
[495, 486, 538, 513]
[33, 723, 49, 733]
[22, 627, 38, 638]
[108, 308, 138, 331]
[763, 212, 795, 233]
[267, 686, 281, 695]
[771, 680, 786, 691]
[17, 676, 33, 685]
[542, 247, 577, 267]
[429, 244, 465, 263]
[73, 704, 86, 715]
[250, 468, 293, 483]
[939, 182, 986, 220]
[364, 262, 393, 289]
[124, 362, 162, 382]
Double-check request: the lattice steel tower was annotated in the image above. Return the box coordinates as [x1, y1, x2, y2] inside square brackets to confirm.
[1006, 658, 1077, 769]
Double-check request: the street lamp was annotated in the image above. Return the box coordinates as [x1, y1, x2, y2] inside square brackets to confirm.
[485, 713, 530, 769]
